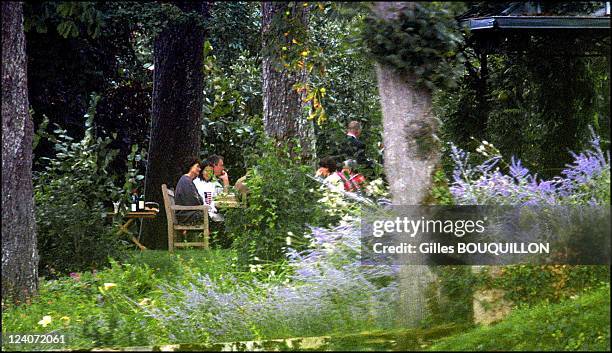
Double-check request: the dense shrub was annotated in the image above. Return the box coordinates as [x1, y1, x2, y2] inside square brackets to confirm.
[2, 227, 400, 349]
[308, 6, 385, 180]
[225, 139, 338, 265]
[425, 266, 476, 326]
[446, 131, 610, 307]
[1, 259, 167, 350]
[476, 265, 610, 306]
[33, 95, 127, 277]
[449, 129, 610, 206]
[200, 41, 264, 179]
[434, 51, 609, 179]
[362, 2, 465, 90]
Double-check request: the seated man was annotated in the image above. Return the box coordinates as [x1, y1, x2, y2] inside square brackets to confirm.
[174, 157, 205, 224]
[193, 164, 224, 222]
[208, 154, 230, 191]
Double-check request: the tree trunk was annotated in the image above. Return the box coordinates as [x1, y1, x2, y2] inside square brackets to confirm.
[262, 1, 315, 161]
[2, 1, 39, 303]
[140, 1, 210, 249]
[371, 2, 440, 328]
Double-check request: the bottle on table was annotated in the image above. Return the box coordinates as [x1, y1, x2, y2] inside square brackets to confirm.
[130, 189, 138, 212]
[138, 194, 145, 211]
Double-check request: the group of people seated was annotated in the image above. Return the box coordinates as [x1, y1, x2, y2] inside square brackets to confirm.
[174, 154, 230, 224]
[174, 121, 374, 224]
[315, 157, 366, 193]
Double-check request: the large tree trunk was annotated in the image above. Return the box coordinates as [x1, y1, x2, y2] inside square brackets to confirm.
[372, 2, 440, 328]
[2, 1, 39, 303]
[262, 1, 315, 161]
[140, 1, 210, 249]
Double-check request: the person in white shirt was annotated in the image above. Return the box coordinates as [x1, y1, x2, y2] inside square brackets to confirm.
[315, 156, 344, 193]
[193, 164, 224, 222]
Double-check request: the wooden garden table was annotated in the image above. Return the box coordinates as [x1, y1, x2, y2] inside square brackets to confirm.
[111, 208, 159, 250]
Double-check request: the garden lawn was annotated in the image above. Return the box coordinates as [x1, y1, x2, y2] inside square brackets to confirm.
[428, 283, 611, 351]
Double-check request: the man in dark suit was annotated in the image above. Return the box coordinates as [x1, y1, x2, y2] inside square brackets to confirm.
[340, 121, 373, 172]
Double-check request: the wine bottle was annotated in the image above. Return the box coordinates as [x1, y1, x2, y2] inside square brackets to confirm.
[130, 192, 137, 212]
[130, 189, 138, 212]
[138, 194, 145, 211]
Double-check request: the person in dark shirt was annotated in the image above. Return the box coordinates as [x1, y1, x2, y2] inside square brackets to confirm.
[337, 121, 373, 174]
[174, 157, 205, 224]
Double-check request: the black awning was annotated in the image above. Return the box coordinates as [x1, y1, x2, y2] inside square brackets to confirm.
[464, 16, 611, 31]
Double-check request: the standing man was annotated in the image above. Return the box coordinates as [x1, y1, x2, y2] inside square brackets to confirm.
[338, 121, 374, 174]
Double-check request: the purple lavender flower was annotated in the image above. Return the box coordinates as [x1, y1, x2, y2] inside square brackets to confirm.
[449, 130, 610, 206]
[509, 156, 529, 181]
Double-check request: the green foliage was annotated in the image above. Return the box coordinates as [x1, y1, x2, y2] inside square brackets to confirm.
[33, 94, 126, 277]
[206, 1, 261, 69]
[121, 144, 147, 202]
[225, 139, 338, 266]
[428, 169, 455, 205]
[362, 2, 466, 90]
[424, 266, 476, 327]
[26, 1, 154, 183]
[103, 2, 205, 39]
[475, 265, 610, 307]
[435, 49, 610, 178]
[24, 2, 105, 38]
[308, 4, 384, 178]
[1, 249, 290, 350]
[200, 41, 263, 178]
[429, 284, 610, 351]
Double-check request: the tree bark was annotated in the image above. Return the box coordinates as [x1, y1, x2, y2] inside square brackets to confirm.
[262, 1, 315, 161]
[2, 1, 39, 303]
[371, 2, 440, 328]
[140, 1, 210, 249]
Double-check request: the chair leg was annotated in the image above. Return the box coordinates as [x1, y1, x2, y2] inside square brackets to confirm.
[203, 214, 209, 249]
[168, 228, 174, 252]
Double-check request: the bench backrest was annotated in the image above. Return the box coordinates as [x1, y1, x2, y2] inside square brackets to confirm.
[161, 184, 178, 225]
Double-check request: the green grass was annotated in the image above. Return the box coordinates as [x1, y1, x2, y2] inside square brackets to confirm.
[125, 249, 238, 280]
[428, 284, 611, 351]
[4, 250, 609, 351]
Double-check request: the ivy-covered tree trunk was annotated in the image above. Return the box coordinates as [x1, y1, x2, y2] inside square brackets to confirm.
[2, 1, 39, 303]
[141, 1, 210, 249]
[371, 2, 440, 328]
[262, 1, 315, 161]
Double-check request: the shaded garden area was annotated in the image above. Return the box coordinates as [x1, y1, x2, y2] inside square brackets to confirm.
[2, 1, 610, 351]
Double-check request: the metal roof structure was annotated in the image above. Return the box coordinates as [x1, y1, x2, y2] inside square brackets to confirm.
[466, 16, 609, 31]
[457, 1, 610, 55]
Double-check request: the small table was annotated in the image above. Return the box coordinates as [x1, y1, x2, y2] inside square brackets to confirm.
[214, 193, 244, 209]
[113, 208, 159, 250]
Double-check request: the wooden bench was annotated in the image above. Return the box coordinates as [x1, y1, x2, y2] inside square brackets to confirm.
[161, 184, 209, 252]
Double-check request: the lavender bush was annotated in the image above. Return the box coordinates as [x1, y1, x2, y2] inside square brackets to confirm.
[145, 218, 400, 344]
[449, 129, 610, 206]
[446, 130, 610, 312]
